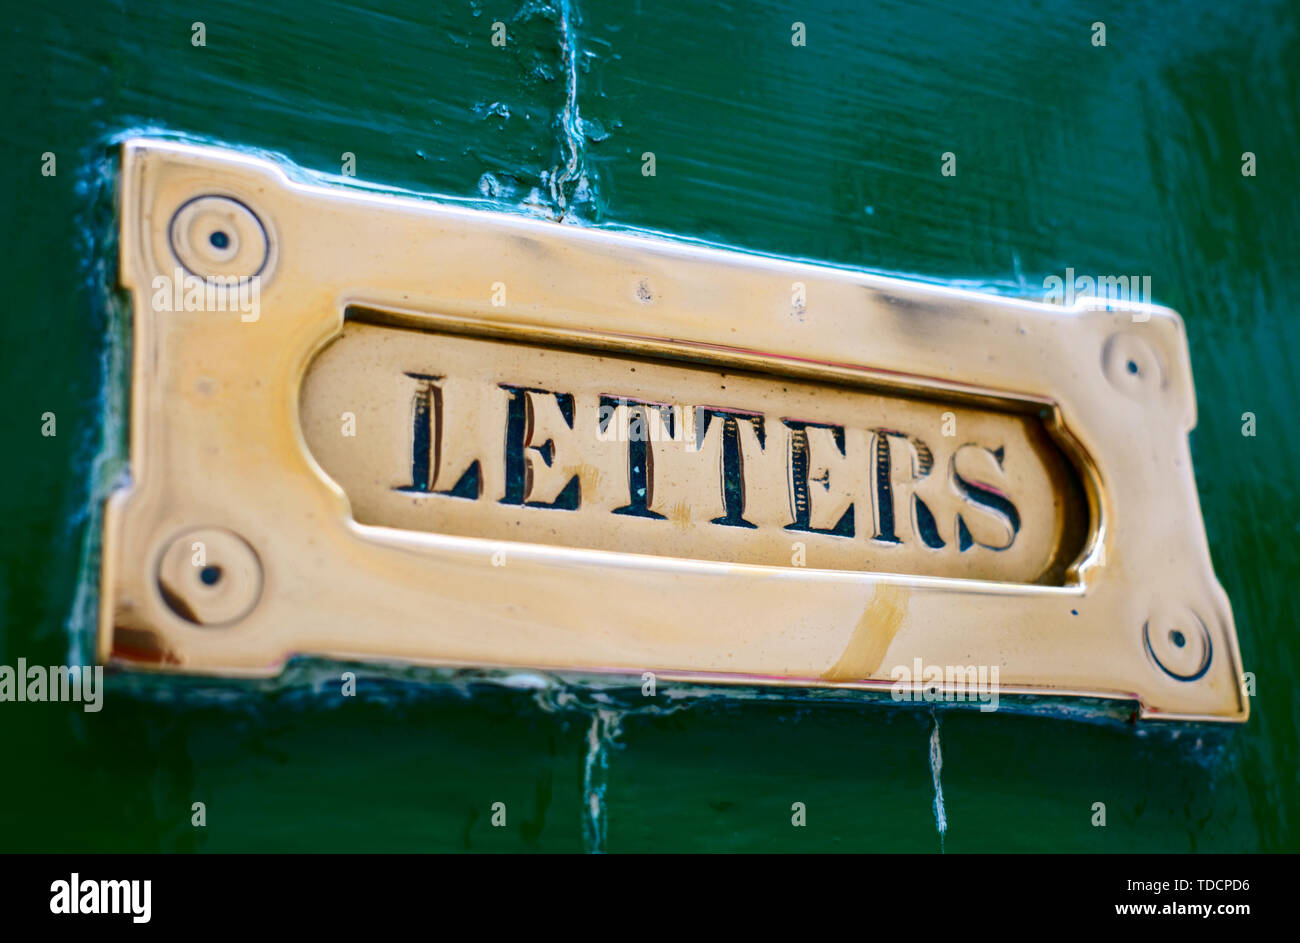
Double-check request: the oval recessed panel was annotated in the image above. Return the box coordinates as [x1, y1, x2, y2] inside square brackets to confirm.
[300, 316, 1089, 585]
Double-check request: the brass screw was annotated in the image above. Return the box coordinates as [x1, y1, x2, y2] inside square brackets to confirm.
[156, 528, 263, 626]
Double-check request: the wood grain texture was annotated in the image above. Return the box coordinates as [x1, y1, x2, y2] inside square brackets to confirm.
[0, 0, 1295, 851]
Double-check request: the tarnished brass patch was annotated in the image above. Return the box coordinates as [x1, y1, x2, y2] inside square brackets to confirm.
[100, 139, 1248, 723]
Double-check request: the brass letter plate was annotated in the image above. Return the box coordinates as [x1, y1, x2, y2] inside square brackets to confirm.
[101, 139, 1247, 723]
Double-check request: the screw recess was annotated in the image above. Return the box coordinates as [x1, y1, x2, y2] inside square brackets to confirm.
[156, 528, 262, 626]
[168, 195, 270, 280]
[1143, 607, 1212, 682]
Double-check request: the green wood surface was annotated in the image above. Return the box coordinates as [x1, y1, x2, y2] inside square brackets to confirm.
[0, 0, 1296, 851]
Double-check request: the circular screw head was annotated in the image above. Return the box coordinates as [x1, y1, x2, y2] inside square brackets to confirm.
[1144, 606, 1212, 682]
[157, 528, 262, 626]
[169, 195, 269, 280]
[1102, 331, 1164, 398]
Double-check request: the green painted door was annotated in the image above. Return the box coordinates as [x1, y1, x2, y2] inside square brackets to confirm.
[1, 0, 1296, 852]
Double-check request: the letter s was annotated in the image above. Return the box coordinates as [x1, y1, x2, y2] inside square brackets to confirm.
[951, 444, 1020, 551]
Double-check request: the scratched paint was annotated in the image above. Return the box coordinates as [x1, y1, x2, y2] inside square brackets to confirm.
[0, 0, 1296, 852]
[929, 711, 947, 850]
